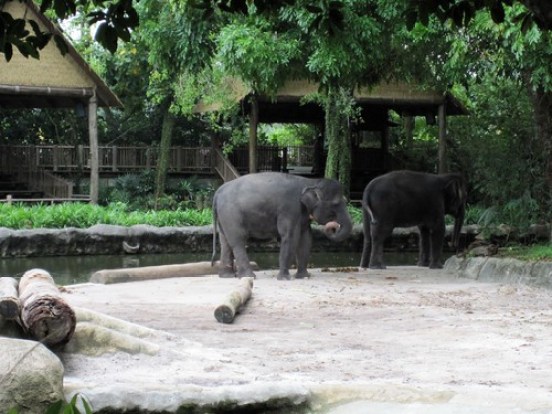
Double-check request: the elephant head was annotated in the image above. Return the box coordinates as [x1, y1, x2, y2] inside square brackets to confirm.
[444, 174, 467, 248]
[301, 179, 353, 242]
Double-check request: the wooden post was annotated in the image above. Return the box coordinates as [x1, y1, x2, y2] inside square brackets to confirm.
[88, 93, 99, 204]
[249, 94, 259, 173]
[0, 277, 20, 320]
[403, 114, 414, 150]
[19, 269, 76, 347]
[112, 145, 118, 172]
[438, 103, 447, 174]
[214, 277, 254, 324]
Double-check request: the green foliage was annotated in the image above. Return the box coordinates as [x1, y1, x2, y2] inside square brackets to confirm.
[497, 244, 552, 261]
[262, 124, 316, 146]
[215, 16, 301, 94]
[8, 393, 93, 414]
[347, 204, 363, 224]
[0, 202, 212, 229]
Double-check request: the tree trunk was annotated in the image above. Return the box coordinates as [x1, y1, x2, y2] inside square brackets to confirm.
[249, 94, 259, 173]
[324, 82, 339, 180]
[324, 83, 352, 198]
[154, 107, 176, 209]
[18, 269, 76, 348]
[530, 86, 552, 242]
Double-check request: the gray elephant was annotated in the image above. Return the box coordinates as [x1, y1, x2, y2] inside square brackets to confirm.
[212, 172, 353, 280]
[360, 170, 467, 269]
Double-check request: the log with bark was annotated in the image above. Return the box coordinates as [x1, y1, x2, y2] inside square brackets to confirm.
[214, 277, 254, 324]
[18, 269, 76, 348]
[0, 277, 20, 320]
[90, 261, 259, 284]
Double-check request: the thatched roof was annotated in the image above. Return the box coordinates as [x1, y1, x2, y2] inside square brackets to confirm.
[194, 78, 468, 127]
[0, 1, 121, 108]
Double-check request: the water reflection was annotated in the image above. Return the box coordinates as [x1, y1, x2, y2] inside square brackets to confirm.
[0, 251, 424, 286]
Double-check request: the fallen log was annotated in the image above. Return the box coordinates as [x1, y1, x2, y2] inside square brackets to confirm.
[19, 269, 76, 348]
[90, 261, 259, 284]
[0, 277, 20, 320]
[214, 277, 254, 324]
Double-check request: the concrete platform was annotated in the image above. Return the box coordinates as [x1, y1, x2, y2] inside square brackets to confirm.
[59, 266, 552, 413]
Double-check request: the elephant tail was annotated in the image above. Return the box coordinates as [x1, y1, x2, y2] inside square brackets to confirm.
[211, 199, 218, 267]
[365, 200, 378, 225]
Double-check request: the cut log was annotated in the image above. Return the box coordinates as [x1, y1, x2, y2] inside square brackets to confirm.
[90, 261, 259, 284]
[0, 277, 20, 320]
[19, 269, 76, 348]
[214, 277, 254, 324]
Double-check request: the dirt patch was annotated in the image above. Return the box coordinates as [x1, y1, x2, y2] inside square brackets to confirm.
[59, 266, 552, 412]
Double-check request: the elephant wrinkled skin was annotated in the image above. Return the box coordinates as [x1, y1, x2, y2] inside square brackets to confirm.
[360, 170, 467, 270]
[212, 172, 353, 280]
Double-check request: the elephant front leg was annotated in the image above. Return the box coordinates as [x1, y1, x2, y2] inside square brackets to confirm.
[294, 227, 312, 279]
[417, 226, 430, 267]
[428, 223, 445, 269]
[276, 232, 298, 280]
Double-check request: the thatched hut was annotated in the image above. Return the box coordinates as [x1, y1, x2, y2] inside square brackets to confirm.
[0, 0, 121, 203]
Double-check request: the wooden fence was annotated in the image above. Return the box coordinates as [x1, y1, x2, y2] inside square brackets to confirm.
[0, 145, 314, 175]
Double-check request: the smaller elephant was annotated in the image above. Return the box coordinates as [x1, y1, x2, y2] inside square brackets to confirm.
[360, 170, 467, 269]
[212, 172, 353, 280]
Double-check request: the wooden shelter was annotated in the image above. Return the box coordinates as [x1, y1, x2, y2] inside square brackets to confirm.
[196, 78, 468, 177]
[0, 0, 122, 203]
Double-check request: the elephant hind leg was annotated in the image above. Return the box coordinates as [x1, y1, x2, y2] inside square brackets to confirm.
[218, 231, 236, 278]
[232, 244, 257, 279]
[368, 222, 391, 269]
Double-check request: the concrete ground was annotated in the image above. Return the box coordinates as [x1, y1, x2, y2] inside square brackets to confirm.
[59, 266, 552, 413]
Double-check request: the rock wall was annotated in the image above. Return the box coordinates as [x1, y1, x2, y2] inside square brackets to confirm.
[0, 224, 476, 258]
[445, 255, 552, 288]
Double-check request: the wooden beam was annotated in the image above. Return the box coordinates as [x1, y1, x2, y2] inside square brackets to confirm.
[0, 84, 94, 98]
[88, 92, 99, 204]
[438, 103, 447, 173]
[248, 95, 259, 173]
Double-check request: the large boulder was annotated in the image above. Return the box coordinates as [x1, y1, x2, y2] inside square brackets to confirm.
[0, 338, 64, 413]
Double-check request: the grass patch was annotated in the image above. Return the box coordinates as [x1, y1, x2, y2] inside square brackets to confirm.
[496, 244, 552, 262]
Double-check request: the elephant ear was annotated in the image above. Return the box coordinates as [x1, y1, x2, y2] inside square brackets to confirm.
[301, 186, 322, 213]
[444, 175, 466, 211]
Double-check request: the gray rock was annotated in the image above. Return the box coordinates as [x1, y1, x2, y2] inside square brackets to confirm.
[0, 338, 64, 413]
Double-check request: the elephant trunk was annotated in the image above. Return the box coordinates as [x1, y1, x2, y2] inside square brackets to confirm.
[452, 206, 465, 249]
[322, 211, 353, 243]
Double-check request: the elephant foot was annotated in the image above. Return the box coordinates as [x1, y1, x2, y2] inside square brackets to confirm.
[429, 262, 443, 269]
[294, 270, 311, 279]
[237, 270, 257, 279]
[277, 272, 291, 280]
[417, 261, 429, 267]
[369, 264, 386, 270]
[218, 270, 236, 278]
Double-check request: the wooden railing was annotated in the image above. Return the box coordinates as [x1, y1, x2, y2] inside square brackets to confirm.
[0, 145, 215, 174]
[228, 146, 289, 173]
[0, 146, 80, 201]
[212, 148, 240, 182]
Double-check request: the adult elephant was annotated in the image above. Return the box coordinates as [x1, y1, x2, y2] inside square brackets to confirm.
[360, 170, 467, 269]
[212, 172, 353, 280]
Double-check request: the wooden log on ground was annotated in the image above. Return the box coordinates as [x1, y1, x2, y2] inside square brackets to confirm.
[19, 269, 76, 348]
[0, 277, 20, 320]
[89, 261, 259, 284]
[214, 277, 254, 324]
